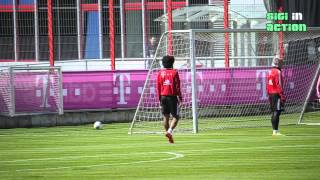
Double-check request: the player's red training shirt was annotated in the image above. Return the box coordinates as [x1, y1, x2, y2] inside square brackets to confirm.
[156, 68, 182, 101]
[267, 67, 284, 97]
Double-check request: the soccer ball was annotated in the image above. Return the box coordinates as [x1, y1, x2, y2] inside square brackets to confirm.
[93, 121, 103, 129]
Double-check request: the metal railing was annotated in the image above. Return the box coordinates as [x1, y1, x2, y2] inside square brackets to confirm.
[0, 56, 276, 71]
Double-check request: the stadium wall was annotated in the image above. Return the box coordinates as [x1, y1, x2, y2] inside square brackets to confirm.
[0, 109, 135, 128]
[10, 66, 320, 111]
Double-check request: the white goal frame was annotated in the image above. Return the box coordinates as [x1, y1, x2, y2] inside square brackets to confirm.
[0, 66, 64, 116]
[129, 28, 320, 134]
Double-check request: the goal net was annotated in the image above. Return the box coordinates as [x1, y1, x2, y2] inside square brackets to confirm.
[129, 29, 320, 134]
[0, 66, 63, 116]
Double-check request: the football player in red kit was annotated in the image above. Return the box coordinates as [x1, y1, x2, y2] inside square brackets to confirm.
[267, 55, 286, 136]
[156, 56, 182, 143]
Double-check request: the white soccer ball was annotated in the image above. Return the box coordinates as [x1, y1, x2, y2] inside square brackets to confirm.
[93, 121, 103, 129]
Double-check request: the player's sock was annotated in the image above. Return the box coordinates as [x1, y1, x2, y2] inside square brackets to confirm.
[167, 128, 173, 134]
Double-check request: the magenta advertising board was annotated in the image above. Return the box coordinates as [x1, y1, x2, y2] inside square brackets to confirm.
[1, 66, 319, 113]
[62, 70, 148, 110]
[14, 72, 60, 113]
[60, 65, 317, 110]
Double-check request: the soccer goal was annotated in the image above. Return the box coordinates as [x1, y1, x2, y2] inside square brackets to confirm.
[129, 29, 320, 134]
[0, 66, 63, 116]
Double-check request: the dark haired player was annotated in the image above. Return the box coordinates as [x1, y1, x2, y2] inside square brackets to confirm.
[267, 55, 286, 136]
[156, 56, 182, 143]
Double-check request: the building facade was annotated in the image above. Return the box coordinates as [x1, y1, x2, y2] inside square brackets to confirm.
[0, 0, 269, 64]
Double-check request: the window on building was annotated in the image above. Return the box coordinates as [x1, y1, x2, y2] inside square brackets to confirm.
[0, 13, 14, 60]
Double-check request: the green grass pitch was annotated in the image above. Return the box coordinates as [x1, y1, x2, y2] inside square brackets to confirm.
[0, 112, 319, 180]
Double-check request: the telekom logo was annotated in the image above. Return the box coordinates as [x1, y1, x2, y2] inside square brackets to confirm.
[36, 75, 54, 108]
[113, 73, 131, 105]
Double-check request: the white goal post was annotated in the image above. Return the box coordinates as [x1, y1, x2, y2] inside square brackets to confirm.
[0, 66, 63, 116]
[129, 29, 320, 134]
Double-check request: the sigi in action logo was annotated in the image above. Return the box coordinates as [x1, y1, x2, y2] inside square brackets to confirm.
[266, 12, 307, 32]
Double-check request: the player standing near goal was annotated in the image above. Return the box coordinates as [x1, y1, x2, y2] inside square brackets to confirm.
[156, 55, 182, 144]
[267, 55, 286, 136]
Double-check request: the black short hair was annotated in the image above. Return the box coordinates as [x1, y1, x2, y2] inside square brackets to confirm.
[162, 55, 174, 68]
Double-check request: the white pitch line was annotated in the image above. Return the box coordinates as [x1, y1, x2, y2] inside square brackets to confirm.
[0, 152, 180, 164]
[176, 144, 320, 154]
[3, 152, 184, 172]
[300, 123, 320, 126]
[2, 137, 320, 154]
[1, 144, 320, 173]
[0, 145, 122, 153]
[1, 154, 117, 163]
[3, 144, 319, 166]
